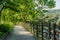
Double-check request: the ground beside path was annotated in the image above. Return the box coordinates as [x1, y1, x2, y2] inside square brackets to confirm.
[5, 26, 39, 40]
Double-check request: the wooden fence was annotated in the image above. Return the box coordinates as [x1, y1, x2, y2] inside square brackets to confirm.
[29, 22, 60, 40]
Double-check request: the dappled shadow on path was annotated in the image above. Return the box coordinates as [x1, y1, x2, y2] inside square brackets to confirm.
[5, 26, 39, 40]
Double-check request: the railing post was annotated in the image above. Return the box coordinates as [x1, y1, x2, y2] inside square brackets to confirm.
[36, 23, 39, 37]
[53, 22, 56, 40]
[34, 24, 36, 36]
[32, 24, 34, 33]
[31, 23, 33, 33]
[48, 22, 51, 40]
[42, 22, 43, 40]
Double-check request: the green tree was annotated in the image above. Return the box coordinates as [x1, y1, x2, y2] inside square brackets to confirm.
[0, 0, 55, 23]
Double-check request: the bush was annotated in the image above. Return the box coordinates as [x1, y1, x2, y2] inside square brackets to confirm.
[0, 22, 14, 33]
[0, 32, 4, 38]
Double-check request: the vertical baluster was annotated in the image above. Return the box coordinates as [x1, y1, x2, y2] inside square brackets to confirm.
[36, 22, 39, 37]
[48, 22, 51, 40]
[53, 23, 56, 40]
[42, 22, 43, 40]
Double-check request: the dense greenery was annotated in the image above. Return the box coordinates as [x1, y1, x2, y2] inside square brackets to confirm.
[0, 0, 55, 23]
[0, 22, 14, 33]
[0, 22, 14, 39]
[0, 32, 4, 38]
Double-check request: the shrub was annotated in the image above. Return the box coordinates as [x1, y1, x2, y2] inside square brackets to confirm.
[0, 22, 14, 33]
[0, 32, 4, 38]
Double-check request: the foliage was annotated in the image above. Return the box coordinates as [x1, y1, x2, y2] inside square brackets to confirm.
[0, 0, 55, 23]
[0, 32, 4, 38]
[0, 22, 14, 33]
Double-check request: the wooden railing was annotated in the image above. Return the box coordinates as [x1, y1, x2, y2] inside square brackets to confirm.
[28, 22, 60, 40]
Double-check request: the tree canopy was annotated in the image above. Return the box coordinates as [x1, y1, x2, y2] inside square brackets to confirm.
[0, 0, 56, 23]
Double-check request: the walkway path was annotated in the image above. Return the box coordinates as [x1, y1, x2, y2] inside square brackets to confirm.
[5, 26, 39, 40]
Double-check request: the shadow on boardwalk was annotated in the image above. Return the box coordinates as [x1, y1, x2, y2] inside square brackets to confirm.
[5, 26, 39, 40]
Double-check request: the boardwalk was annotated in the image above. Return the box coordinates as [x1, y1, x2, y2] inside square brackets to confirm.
[5, 26, 39, 40]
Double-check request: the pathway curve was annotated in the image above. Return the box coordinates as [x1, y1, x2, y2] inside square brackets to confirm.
[5, 26, 39, 40]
